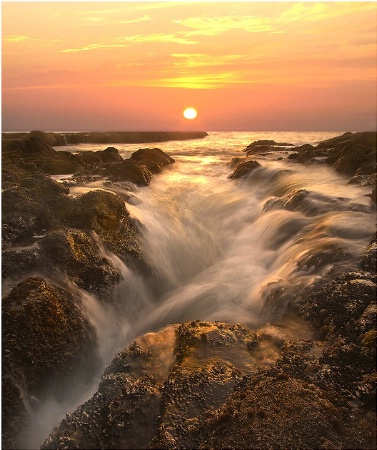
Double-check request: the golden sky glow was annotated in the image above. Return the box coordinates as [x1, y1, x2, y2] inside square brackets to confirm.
[2, 1, 377, 131]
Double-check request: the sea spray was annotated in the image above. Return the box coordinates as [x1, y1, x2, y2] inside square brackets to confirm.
[17, 131, 376, 447]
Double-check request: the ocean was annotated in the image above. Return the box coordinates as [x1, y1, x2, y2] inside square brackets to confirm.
[10, 131, 376, 447]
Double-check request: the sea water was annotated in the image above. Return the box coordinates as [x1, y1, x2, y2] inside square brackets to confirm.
[25, 131, 376, 447]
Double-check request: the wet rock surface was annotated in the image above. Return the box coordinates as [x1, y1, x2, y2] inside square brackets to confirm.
[228, 159, 261, 179]
[2, 277, 99, 449]
[3, 131, 376, 449]
[1, 134, 177, 448]
[287, 132, 377, 200]
[41, 321, 289, 449]
[41, 232, 376, 449]
[244, 139, 294, 156]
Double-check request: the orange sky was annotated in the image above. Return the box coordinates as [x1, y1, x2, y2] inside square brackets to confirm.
[2, 1, 377, 131]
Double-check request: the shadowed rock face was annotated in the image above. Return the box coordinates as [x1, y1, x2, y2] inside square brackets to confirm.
[228, 159, 261, 179]
[243, 140, 294, 156]
[2, 277, 99, 449]
[41, 275, 376, 450]
[40, 321, 284, 449]
[2, 133, 176, 186]
[39, 228, 121, 297]
[102, 159, 153, 185]
[40, 236, 376, 450]
[239, 132, 376, 203]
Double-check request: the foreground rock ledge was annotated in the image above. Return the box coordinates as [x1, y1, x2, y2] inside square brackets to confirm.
[42, 300, 376, 450]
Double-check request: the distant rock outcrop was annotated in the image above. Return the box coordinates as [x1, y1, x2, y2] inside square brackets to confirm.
[289, 132, 376, 177]
[2, 130, 209, 146]
[240, 132, 376, 203]
[244, 140, 294, 156]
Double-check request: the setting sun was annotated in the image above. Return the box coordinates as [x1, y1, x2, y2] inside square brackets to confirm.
[183, 107, 198, 120]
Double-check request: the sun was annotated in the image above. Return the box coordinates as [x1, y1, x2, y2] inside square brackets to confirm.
[183, 107, 198, 120]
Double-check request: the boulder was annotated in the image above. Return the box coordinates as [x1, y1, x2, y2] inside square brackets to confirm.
[128, 148, 174, 174]
[69, 190, 144, 269]
[102, 159, 153, 185]
[228, 159, 261, 179]
[41, 321, 282, 449]
[2, 174, 74, 245]
[39, 228, 121, 297]
[321, 132, 376, 177]
[41, 317, 376, 450]
[194, 339, 375, 449]
[299, 270, 376, 405]
[2, 277, 99, 448]
[359, 237, 377, 272]
[244, 140, 293, 156]
[2, 277, 98, 395]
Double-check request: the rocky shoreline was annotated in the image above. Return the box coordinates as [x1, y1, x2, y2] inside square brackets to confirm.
[2, 131, 376, 449]
[2, 130, 209, 146]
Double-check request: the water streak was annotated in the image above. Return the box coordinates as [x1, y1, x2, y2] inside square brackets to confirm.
[31, 131, 375, 445]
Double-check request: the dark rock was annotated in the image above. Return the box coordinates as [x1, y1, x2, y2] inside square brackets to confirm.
[41, 317, 376, 450]
[1, 375, 29, 450]
[102, 159, 153, 185]
[2, 174, 74, 245]
[2, 277, 98, 396]
[131, 147, 175, 167]
[70, 190, 144, 269]
[299, 270, 376, 404]
[2, 245, 41, 279]
[228, 159, 261, 179]
[2, 277, 99, 448]
[227, 157, 244, 168]
[3, 131, 209, 146]
[359, 237, 377, 273]
[41, 325, 177, 449]
[244, 140, 294, 156]
[95, 146, 124, 164]
[195, 336, 375, 449]
[39, 228, 121, 297]
[322, 132, 376, 177]
[288, 144, 316, 163]
[41, 321, 281, 449]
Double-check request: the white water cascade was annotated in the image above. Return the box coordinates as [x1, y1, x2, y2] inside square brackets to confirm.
[27, 131, 375, 447]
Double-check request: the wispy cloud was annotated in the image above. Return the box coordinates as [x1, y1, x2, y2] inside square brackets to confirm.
[62, 32, 198, 53]
[139, 71, 249, 89]
[116, 33, 199, 45]
[171, 53, 244, 68]
[82, 14, 151, 25]
[3, 35, 35, 43]
[116, 15, 151, 25]
[62, 43, 129, 53]
[174, 15, 276, 36]
[279, 2, 377, 23]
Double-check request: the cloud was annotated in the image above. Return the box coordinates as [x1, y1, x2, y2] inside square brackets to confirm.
[142, 72, 248, 89]
[171, 53, 244, 68]
[116, 15, 151, 25]
[116, 33, 199, 45]
[62, 32, 198, 52]
[82, 14, 151, 25]
[174, 15, 276, 36]
[3, 35, 35, 43]
[62, 43, 129, 53]
[279, 2, 377, 23]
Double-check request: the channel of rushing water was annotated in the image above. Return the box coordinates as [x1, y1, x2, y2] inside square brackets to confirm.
[26, 131, 375, 447]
